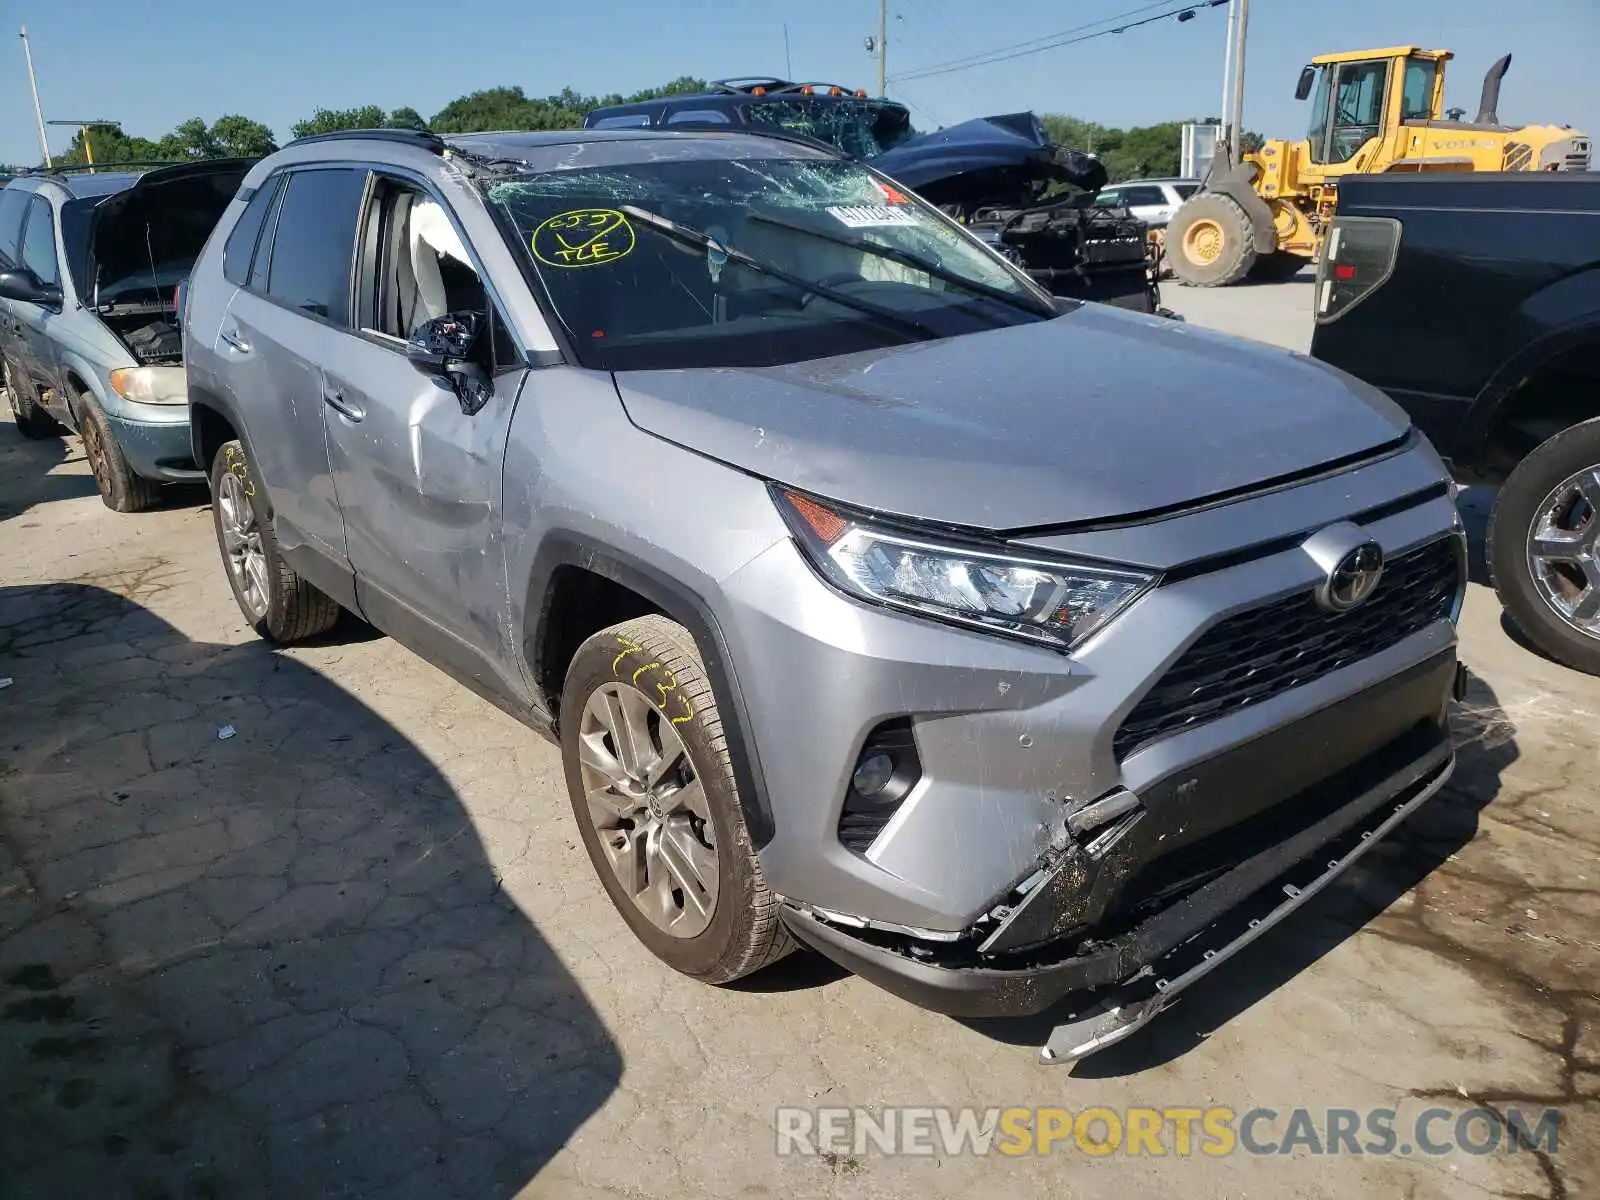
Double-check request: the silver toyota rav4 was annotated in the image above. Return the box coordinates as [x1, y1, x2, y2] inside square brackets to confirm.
[185, 127, 1467, 1061]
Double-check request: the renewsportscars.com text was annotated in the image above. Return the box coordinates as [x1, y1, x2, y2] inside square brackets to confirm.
[774, 1105, 1561, 1158]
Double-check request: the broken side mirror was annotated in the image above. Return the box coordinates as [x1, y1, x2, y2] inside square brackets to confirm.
[1295, 66, 1316, 102]
[0, 269, 62, 309]
[407, 311, 492, 416]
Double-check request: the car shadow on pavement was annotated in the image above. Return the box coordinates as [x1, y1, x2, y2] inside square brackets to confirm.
[964, 673, 1517, 1076]
[0, 584, 621, 1198]
[0, 424, 99, 522]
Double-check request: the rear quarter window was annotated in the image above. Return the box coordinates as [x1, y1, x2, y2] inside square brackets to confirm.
[223, 174, 283, 287]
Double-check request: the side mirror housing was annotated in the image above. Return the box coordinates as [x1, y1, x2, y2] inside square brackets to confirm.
[1295, 66, 1316, 102]
[0, 269, 61, 308]
[407, 311, 491, 416]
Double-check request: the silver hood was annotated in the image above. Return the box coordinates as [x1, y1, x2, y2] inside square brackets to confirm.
[611, 303, 1412, 532]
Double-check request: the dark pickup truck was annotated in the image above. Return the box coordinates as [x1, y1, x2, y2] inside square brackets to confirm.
[1310, 172, 1600, 674]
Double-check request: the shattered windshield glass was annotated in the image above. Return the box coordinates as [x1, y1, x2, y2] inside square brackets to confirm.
[743, 99, 917, 158]
[486, 155, 1050, 371]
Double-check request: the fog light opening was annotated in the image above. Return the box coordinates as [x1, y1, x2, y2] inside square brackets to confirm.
[838, 719, 922, 854]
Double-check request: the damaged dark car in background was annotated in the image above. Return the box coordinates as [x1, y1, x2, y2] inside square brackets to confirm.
[584, 80, 1160, 313]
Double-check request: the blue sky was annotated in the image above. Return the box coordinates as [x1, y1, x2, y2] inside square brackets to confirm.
[3, 0, 1596, 166]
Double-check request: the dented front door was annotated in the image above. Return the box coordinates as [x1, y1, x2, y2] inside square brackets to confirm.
[321, 334, 530, 700]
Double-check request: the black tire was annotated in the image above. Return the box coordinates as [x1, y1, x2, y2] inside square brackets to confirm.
[1488, 419, 1600, 676]
[3, 362, 65, 439]
[1249, 250, 1309, 282]
[77, 392, 162, 512]
[208, 439, 341, 643]
[560, 615, 793, 984]
[1167, 193, 1258, 287]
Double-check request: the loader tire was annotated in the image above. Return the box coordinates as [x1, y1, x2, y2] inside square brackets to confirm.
[1168, 194, 1257, 288]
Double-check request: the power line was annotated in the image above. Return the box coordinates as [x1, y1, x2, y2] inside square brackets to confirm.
[890, 0, 1227, 84]
[893, 0, 1179, 76]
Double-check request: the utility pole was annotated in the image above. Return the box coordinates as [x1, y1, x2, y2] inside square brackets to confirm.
[20, 26, 53, 168]
[49, 121, 119, 173]
[877, 0, 887, 97]
[1217, 0, 1237, 155]
[1228, 0, 1250, 160]
[783, 24, 793, 79]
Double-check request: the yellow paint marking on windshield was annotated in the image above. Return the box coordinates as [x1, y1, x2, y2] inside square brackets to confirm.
[533, 208, 636, 268]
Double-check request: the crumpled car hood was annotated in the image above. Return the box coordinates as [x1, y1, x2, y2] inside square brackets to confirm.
[611, 304, 1412, 532]
[868, 112, 1107, 198]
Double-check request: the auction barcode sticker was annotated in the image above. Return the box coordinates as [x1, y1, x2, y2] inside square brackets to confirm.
[827, 205, 921, 229]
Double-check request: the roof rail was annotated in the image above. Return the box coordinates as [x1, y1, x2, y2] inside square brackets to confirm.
[40, 159, 186, 175]
[286, 128, 446, 153]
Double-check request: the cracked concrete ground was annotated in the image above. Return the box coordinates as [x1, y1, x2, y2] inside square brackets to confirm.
[2, 284, 1596, 1198]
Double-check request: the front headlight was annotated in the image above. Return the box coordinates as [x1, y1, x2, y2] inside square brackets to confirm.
[774, 488, 1156, 651]
[108, 366, 186, 406]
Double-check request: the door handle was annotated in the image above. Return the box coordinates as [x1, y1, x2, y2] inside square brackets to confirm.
[218, 325, 251, 354]
[322, 387, 364, 422]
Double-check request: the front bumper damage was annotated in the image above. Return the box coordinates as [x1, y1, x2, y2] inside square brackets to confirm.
[779, 656, 1467, 1064]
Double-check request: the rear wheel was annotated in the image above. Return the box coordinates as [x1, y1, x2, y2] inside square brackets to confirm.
[1489, 419, 1600, 675]
[3, 362, 65, 439]
[560, 615, 792, 983]
[209, 439, 341, 643]
[77, 393, 162, 512]
[1168, 193, 1258, 287]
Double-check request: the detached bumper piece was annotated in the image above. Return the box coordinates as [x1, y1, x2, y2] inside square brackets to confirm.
[1037, 747, 1452, 1065]
[781, 653, 1461, 1062]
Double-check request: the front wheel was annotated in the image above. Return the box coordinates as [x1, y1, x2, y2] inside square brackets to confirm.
[77, 392, 162, 512]
[208, 439, 341, 643]
[1489, 419, 1600, 675]
[4, 362, 65, 440]
[1167, 193, 1258, 287]
[559, 615, 792, 983]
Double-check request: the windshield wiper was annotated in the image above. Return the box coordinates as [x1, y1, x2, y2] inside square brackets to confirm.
[747, 210, 1057, 320]
[617, 205, 939, 341]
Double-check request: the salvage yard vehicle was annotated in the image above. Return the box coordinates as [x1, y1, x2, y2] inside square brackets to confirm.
[1311, 171, 1600, 676]
[1169, 46, 1591, 287]
[1093, 178, 1201, 230]
[585, 79, 1158, 312]
[0, 160, 255, 509]
[186, 125, 1468, 1063]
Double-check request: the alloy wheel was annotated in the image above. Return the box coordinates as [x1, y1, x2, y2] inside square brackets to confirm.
[216, 469, 269, 619]
[577, 682, 719, 938]
[1526, 465, 1600, 638]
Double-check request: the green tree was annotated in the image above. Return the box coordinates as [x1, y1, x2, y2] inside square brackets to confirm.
[290, 105, 389, 139]
[60, 124, 163, 166]
[156, 117, 219, 160]
[209, 114, 278, 157]
[385, 106, 429, 132]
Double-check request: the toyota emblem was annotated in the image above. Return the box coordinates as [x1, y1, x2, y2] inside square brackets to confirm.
[1320, 541, 1385, 612]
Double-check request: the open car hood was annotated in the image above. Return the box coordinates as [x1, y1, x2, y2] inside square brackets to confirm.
[868, 112, 1107, 205]
[612, 305, 1413, 533]
[70, 157, 256, 305]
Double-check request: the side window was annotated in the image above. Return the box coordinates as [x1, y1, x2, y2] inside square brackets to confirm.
[20, 198, 59, 289]
[1093, 189, 1121, 207]
[1401, 59, 1437, 122]
[223, 174, 283, 286]
[262, 168, 369, 325]
[665, 109, 732, 126]
[1122, 186, 1168, 207]
[0, 187, 31, 270]
[1174, 184, 1199, 200]
[358, 179, 518, 369]
[590, 114, 652, 129]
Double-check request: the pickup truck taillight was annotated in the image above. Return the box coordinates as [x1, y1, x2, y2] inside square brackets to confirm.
[1314, 216, 1401, 323]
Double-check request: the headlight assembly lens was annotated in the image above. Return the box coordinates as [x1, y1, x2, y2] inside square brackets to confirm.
[775, 488, 1155, 650]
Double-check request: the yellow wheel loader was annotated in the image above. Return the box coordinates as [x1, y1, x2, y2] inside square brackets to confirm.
[1168, 47, 1591, 287]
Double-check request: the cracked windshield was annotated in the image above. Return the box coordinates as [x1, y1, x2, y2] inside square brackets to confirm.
[488, 152, 1047, 369]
